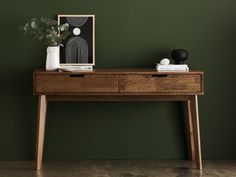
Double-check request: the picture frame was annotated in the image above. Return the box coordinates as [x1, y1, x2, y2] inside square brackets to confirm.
[58, 14, 95, 66]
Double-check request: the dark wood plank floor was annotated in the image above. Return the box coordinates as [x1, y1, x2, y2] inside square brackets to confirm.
[0, 160, 236, 177]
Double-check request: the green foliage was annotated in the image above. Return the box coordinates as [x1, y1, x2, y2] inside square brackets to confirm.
[22, 17, 70, 46]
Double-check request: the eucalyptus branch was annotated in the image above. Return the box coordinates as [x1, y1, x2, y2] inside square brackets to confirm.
[22, 17, 70, 46]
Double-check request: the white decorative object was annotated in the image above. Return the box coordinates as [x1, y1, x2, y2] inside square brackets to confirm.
[73, 27, 81, 35]
[156, 64, 189, 72]
[46, 46, 60, 71]
[60, 65, 93, 71]
[160, 58, 170, 65]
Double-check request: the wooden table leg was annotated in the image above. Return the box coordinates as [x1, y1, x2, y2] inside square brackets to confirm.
[36, 95, 47, 170]
[190, 95, 202, 170]
[187, 100, 195, 161]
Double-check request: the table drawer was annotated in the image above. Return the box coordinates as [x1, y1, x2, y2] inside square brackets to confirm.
[34, 74, 118, 93]
[119, 74, 202, 93]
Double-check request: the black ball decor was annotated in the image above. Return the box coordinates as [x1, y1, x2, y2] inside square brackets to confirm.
[171, 49, 188, 64]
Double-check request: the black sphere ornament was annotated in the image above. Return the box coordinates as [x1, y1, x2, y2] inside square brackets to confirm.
[171, 49, 188, 64]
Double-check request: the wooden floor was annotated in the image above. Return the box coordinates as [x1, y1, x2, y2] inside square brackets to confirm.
[0, 160, 236, 177]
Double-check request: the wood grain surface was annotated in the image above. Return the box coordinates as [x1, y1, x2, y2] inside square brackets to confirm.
[33, 69, 204, 95]
[33, 69, 204, 170]
[119, 74, 201, 93]
[34, 74, 118, 93]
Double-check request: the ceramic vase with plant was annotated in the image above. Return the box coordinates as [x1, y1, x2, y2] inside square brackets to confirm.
[23, 17, 70, 70]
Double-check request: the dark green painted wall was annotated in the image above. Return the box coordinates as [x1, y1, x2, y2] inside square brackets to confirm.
[0, 0, 236, 160]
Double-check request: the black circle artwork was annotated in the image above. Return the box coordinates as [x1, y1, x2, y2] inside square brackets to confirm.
[171, 49, 188, 64]
[60, 16, 93, 64]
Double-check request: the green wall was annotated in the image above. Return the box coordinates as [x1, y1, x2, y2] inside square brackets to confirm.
[0, 0, 236, 160]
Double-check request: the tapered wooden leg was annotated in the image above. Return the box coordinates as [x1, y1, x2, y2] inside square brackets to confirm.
[187, 100, 195, 161]
[36, 95, 47, 170]
[190, 95, 202, 170]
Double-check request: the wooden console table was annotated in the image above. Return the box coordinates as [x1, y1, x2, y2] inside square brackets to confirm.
[33, 68, 204, 170]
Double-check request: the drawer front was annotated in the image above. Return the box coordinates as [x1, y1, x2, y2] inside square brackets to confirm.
[119, 74, 202, 93]
[35, 74, 118, 93]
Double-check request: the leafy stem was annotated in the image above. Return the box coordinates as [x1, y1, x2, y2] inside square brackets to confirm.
[22, 17, 70, 46]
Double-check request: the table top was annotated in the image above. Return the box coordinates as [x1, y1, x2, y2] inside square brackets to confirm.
[34, 68, 204, 75]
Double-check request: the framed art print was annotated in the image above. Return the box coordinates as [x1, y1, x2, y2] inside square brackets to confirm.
[58, 15, 95, 66]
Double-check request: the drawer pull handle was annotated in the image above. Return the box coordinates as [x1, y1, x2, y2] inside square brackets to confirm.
[152, 74, 168, 77]
[70, 74, 85, 77]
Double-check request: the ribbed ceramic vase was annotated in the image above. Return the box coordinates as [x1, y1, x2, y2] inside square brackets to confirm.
[46, 46, 60, 71]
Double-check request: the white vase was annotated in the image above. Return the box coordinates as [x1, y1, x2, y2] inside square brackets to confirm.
[46, 46, 60, 71]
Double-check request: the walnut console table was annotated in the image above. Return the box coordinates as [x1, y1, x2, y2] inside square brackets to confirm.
[33, 68, 204, 170]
